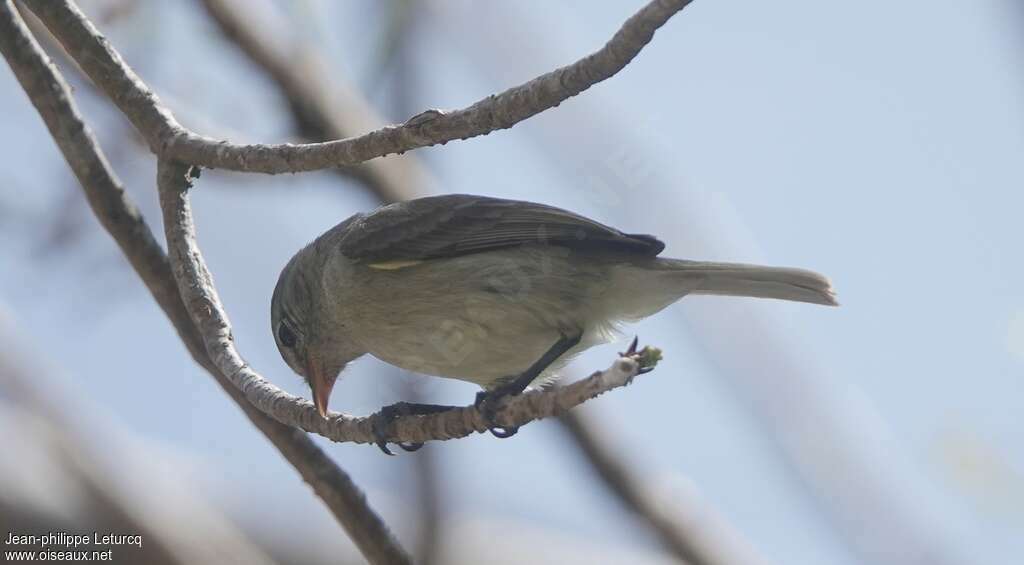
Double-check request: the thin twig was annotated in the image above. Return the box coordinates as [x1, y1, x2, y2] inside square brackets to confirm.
[0, 5, 410, 564]
[28, 0, 694, 173]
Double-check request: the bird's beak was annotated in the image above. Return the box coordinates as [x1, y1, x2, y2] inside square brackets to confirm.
[306, 357, 335, 419]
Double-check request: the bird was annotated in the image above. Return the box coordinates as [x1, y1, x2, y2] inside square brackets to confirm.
[271, 194, 836, 451]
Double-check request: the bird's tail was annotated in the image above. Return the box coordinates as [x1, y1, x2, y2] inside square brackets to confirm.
[658, 259, 838, 306]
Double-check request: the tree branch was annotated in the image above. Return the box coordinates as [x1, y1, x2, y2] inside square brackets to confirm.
[561, 410, 708, 564]
[0, 5, 410, 564]
[28, 0, 693, 173]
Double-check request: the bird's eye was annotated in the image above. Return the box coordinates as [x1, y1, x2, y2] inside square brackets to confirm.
[278, 322, 297, 348]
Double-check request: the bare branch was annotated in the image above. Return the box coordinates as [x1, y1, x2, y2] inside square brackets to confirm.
[0, 5, 410, 564]
[28, 0, 694, 173]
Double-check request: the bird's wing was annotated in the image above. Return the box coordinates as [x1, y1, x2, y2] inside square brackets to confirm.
[336, 194, 664, 263]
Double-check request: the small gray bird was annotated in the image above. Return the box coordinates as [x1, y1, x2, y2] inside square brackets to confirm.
[271, 194, 836, 448]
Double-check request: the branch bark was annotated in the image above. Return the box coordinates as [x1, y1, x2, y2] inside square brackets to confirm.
[27, 0, 693, 173]
[0, 5, 410, 564]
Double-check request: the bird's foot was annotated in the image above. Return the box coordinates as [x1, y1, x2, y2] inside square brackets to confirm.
[469, 332, 580, 438]
[370, 402, 456, 456]
[619, 336, 663, 383]
[474, 388, 520, 438]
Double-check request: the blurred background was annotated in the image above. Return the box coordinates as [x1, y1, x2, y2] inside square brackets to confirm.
[1, 0, 1021, 563]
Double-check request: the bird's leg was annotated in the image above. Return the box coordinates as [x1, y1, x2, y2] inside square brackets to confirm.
[475, 332, 583, 438]
[371, 401, 459, 456]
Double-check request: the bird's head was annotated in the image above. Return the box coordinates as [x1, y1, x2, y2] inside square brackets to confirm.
[271, 246, 359, 418]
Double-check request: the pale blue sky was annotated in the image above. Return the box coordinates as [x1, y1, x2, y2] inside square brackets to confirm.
[1, 1, 1020, 564]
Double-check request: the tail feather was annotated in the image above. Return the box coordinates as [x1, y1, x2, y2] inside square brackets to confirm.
[661, 259, 838, 306]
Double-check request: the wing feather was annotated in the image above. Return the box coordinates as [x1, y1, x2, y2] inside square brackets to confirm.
[337, 194, 664, 263]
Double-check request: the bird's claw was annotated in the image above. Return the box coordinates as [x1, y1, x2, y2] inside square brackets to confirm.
[474, 390, 519, 438]
[619, 336, 641, 385]
[371, 408, 398, 456]
[620, 336, 662, 379]
[375, 441, 395, 456]
[489, 425, 519, 438]
[370, 401, 460, 455]
[374, 437, 422, 455]
[620, 336, 640, 357]
[371, 403, 424, 455]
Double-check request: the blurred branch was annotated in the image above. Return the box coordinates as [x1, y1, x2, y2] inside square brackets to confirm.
[0, 331, 275, 565]
[27, 0, 693, 173]
[0, 5, 410, 564]
[560, 410, 770, 565]
[18, 1, 247, 149]
[198, 0, 427, 202]
[15, 2, 87, 85]
[404, 384, 443, 565]
[0, 360, 185, 565]
[0, 2, 195, 357]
